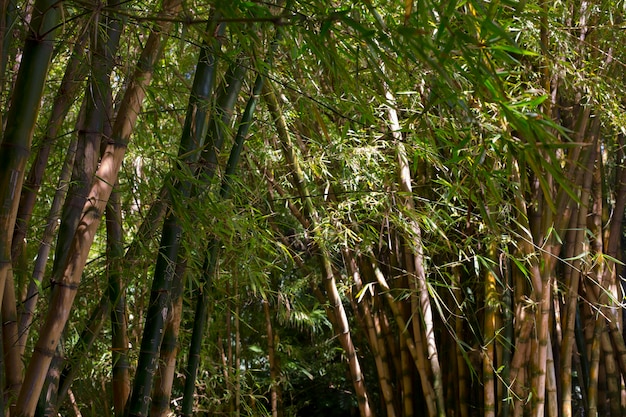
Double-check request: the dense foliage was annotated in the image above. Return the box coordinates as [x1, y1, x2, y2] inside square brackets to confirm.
[0, 0, 625, 416]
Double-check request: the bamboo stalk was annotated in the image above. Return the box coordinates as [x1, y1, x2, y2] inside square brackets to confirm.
[0, 0, 61, 332]
[107, 185, 131, 417]
[263, 297, 281, 417]
[182, 49, 268, 417]
[130, 19, 235, 417]
[234, 279, 241, 417]
[386, 81, 445, 417]
[10, 26, 88, 264]
[546, 333, 558, 417]
[370, 258, 437, 417]
[454, 289, 470, 417]
[149, 258, 185, 417]
[587, 315, 602, 416]
[483, 242, 498, 417]
[561, 139, 596, 417]
[344, 250, 397, 417]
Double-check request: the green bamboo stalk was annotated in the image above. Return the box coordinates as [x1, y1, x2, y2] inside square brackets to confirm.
[111, 187, 169, 413]
[178, 21, 225, 171]
[126, 210, 181, 417]
[180, 241, 217, 416]
[179, 20, 284, 412]
[0, 0, 61, 325]
[0, 0, 16, 109]
[181, 58, 264, 417]
[10, 25, 88, 264]
[200, 59, 247, 182]
[126, 20, 228, 417]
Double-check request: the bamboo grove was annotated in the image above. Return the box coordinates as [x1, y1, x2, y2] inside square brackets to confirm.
[0, 0, 625, 415]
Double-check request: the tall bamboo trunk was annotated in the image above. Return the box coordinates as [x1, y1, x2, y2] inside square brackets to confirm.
[10, 25, 88, 265]
[0, 0, 61, 336]
[126, 211, 183, 417]
[531, 226, 553, 417]
[483, 242, 498, 417]
[321, 254, 373, 417]
[0, 0, 62, 412]
[452, 268, 470, 417]
[593, 143, 622, 416]
[234, 280, 241, 417]
[396, 137, 445, 417]
[181, 52, 255, 417]
[10, 36, 88, 375]
[130, 21, 241, 417]
[16, 133, 77, 354]
[37, 4, 122, 411]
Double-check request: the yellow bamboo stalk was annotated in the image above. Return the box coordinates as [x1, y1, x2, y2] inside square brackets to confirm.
[509, 157, 555, 417]
[452, 268, 470, 417]
[587, 316, 602, 417]
[392, 110, 445, 417]
[509, 259, 533, 414]
[483, 242, 498, 417]
[371, 259, 438, 417]
[546, 332, 558, 417]
[345, 251, 397, 417]
[401, 346, 414, 417]
[531, 266, 551, 417]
